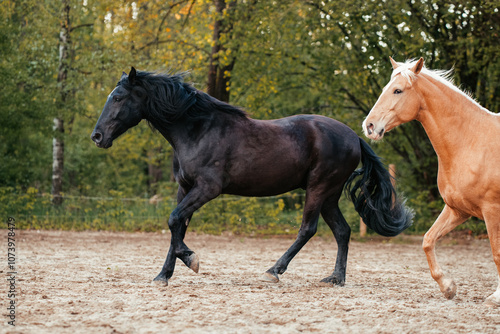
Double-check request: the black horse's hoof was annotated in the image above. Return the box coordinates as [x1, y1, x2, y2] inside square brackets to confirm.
[261, 271, 279, 283]
[319, 275, 345, 287]
[152, 275, 169, 286]
[187, 253, 199, 273]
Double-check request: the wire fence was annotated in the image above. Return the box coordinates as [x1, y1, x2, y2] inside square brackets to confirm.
[2, 187, 341, 235]
[5, 186, 484, 236]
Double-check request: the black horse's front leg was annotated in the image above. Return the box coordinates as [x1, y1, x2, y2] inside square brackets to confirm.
[153, 182, 220, 285]
[153, 213, 194, 284]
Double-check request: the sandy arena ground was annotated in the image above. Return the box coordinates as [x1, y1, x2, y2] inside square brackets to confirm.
[1, 230, 500, 333]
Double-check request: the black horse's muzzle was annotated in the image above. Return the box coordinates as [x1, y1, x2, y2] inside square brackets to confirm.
[91, 129, 112, 148]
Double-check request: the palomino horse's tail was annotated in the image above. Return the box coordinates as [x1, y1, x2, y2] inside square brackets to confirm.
[345, 138, 413, 237]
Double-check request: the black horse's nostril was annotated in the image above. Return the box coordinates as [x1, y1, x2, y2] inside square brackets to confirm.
[92, 131, 103, 143]
[366, 123, 374, 135]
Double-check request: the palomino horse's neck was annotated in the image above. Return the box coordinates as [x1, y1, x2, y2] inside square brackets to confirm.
[415, 73, 493, 165]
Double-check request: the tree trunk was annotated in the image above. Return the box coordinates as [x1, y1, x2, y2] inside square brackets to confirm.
[207, 0, 236, 102]
[207, 0, 224, 100]
[147, 147, 164, 195]
[52, 0, 71, 205]
[52, 118, 64, 205]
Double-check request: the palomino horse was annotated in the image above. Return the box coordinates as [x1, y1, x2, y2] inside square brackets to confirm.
[91, 68, 413, 287]
[363, 57, 500, 306]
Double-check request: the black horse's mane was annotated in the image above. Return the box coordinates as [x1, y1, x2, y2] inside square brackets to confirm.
[118, 70, 247, 130]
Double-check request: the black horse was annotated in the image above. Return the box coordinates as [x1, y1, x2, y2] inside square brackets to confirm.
[91, 68, 413, 286]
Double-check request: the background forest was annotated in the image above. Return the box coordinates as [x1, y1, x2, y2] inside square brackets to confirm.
[1, 0, 499, 235]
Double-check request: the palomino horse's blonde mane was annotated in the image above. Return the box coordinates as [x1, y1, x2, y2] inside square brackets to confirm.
[393, 59, 493, 114]
[392, 59, 454, 84]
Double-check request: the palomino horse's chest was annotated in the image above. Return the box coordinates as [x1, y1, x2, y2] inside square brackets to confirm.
[437, 171, 484, 219]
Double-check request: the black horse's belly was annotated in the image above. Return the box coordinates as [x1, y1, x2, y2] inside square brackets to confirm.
[221, 149, 308, 196]
[222, 173, 307, 197]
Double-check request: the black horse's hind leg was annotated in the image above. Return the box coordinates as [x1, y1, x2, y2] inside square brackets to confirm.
[153, 183, 220, 285]
[319, 195, 351, 286]
[262, 192, 323, 283]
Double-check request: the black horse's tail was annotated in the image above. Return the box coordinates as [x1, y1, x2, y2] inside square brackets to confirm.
[345, 138, 413, 237]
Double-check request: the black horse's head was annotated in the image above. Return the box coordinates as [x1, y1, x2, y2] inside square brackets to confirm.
[91, 67, 145, 148]
[92, 67, 245, 149]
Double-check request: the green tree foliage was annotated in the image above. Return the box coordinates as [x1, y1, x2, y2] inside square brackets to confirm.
[1, 0, 55, 188]
[1, 0, 498, 233]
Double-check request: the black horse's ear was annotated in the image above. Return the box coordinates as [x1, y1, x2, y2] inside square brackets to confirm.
[121, 71, 127, 78]
[129, 67, 137, 84]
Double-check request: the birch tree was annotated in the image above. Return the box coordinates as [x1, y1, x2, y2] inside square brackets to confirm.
[52, 0, 71, 205]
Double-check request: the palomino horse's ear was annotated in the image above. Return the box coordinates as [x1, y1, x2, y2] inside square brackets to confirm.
[129, 67, 137, 84]
[389, 57, 399, 70]
[411, 57, 424, 75]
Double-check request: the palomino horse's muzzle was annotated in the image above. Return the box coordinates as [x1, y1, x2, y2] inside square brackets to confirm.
[366, 122, 374, 135]
[363, 120, 385, 140]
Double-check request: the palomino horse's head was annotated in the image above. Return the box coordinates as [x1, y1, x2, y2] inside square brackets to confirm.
[363, 57, 425, 140]
[91, 67, 145, 148]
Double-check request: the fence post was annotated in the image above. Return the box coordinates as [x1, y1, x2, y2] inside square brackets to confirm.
[359, 164, 396, 237]
[359, 216, 367, 237]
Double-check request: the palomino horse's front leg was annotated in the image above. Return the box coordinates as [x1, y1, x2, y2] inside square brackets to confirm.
[422, 205, 469, 299]
[483, 208, 500, 307]
[153, 183, 220, 285]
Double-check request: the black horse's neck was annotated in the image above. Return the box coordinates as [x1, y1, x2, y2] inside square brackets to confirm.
[122, 70, 248, 150]
[151, 115, 214, 151]
[139, 74, 247, 149]
[145, 91, 248, 151]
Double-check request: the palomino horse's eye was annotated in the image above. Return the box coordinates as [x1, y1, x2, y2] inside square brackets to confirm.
[394, 89, 403, 94]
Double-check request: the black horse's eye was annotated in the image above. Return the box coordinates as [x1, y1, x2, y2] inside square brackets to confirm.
[113, 96, 122, 102]
[394, 89, 403, 94]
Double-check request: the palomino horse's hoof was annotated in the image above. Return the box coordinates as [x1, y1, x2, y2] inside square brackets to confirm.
[188, 253, 199, 273]
[261, 272, 279, 283]
[152, 275, 169, 286]
[440, 278, 457, 300]
[484, 295, 500, 308]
